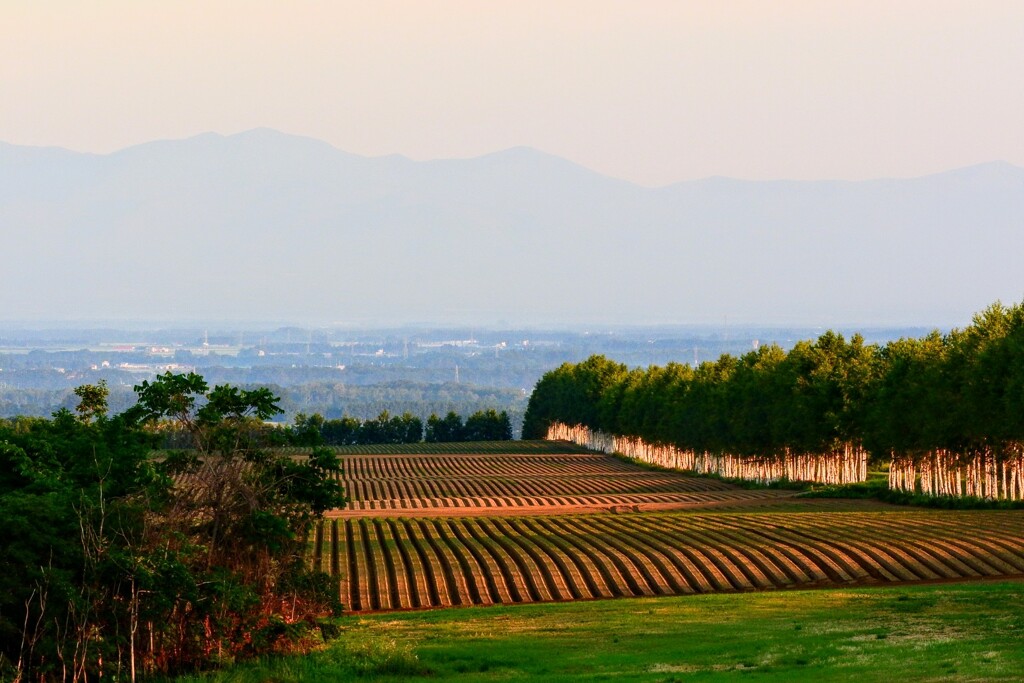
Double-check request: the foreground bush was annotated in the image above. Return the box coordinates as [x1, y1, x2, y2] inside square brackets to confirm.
[0, 373, 345, 681]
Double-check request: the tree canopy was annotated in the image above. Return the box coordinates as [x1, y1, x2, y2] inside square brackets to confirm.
[1, 372, 345, 681]
[525, 300, 1024, 476]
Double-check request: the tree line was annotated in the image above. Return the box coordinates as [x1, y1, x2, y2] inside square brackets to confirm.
[0, 382, 528, 440]
[523, 301, 1024, 499]
[279, 408, 514, 447]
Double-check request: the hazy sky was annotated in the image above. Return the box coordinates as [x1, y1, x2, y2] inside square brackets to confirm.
[3, 1, 1023, 186]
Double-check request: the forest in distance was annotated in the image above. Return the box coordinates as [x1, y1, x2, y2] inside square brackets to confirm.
[0, 323, 931, 436]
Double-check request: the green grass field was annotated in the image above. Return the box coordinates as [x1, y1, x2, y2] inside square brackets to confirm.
[170, 579, 1024, 682]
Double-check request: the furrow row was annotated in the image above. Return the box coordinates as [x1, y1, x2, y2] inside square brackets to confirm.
[313, 511, 1024, 612]
[343, 491, 783, 510]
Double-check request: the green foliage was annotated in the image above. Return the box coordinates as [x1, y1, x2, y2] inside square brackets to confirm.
[464, 409, 513, 441]
[525, 298, 1024, 477]
[0, 373, 345, 681]
[274, 410, 424, 446]
[428, 409, 512, 442]
[72, 379, 109, 423]
[425, 411, 464, 442]
[522, 356, 628, 438]
[287, 412, 326, 447]
[355, 411, 423, 444]
[274, 408, 512, 446]
[320, 416, 362, 446]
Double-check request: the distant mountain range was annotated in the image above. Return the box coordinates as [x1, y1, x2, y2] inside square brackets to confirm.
[2, 129, 1022, 326]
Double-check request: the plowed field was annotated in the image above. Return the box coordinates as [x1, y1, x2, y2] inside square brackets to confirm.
[313, 511, 1024, 612]
[334, 451, 803, 514]
[283, 446, 1024, 614]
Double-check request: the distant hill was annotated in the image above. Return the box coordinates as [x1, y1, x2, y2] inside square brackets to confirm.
[2, 129, 1022, 326]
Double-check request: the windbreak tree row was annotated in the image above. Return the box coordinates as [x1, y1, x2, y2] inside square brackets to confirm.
[280, 409, 513, 447]
[523, 301, 1024, 498]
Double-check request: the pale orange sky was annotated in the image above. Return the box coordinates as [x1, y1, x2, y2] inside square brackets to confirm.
[2, 0, 1023, 185]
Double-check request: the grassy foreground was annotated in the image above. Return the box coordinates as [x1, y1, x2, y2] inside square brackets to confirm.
[172, 580, 1024, 682]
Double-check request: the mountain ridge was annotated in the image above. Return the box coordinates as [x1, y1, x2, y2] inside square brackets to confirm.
[5, 129, 1019, 186]
[2, 130, 1022, 327]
